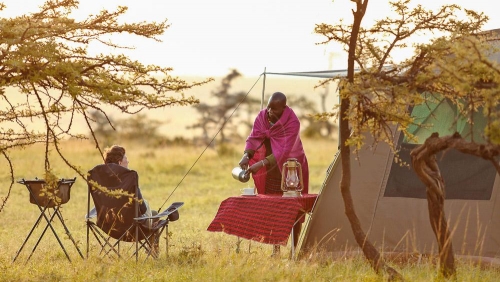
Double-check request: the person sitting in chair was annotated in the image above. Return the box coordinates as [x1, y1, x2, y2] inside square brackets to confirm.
[89, 144, 159, 256]
[102, 145, 156, 228]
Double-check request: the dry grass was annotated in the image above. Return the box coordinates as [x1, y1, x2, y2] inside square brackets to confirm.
[0, 138, 499, 281]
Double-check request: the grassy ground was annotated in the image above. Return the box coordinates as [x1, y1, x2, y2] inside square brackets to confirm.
[0, 138, 499, 281]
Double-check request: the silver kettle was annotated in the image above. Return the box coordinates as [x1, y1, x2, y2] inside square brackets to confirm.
[232, 167, 250, 183]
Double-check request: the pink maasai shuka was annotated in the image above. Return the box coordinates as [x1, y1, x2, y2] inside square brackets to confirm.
[245, 106, 309, 195]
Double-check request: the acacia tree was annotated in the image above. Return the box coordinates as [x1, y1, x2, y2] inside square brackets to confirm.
[314, 0, 499, 279]
[0, 0, 211, 212]
[189, 69, 259, 146]
[408, 32, 500, 277]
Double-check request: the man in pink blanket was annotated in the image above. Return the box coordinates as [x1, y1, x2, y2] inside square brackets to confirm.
[238, 91, 309, 253]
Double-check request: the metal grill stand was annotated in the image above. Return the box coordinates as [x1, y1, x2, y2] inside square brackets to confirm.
[13, 178, 84, 263]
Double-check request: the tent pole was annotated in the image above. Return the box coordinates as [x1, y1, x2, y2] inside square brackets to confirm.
[261, 67, 266, 110]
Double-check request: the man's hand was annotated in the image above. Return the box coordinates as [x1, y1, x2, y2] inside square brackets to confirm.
[245, 159, 266, 176]
[239, 153, 250, 170]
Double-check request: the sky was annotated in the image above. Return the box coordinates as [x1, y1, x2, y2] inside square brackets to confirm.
[3, 0, 500, 78]
[2, 0, 500, 139]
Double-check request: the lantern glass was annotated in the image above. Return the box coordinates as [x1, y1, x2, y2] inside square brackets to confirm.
[285, 167, 299, 190]
[281, 158, 303, 197]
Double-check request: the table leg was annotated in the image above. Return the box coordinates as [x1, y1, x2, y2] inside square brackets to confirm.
[26, 210, 70, 263]
[12, 207, 47, 262]
[55, 209, 84, 259]
[236, 237, 242, 253]
[272, 245, 280, 257]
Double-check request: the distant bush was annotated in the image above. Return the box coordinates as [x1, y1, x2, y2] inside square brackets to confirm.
[88, 110, 194, 147]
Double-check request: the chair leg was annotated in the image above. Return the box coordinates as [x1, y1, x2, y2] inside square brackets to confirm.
[87, 221, 171, 261]
[152, 232, 160, 259]
[87, 224, 123, 259]
[144, 231, 160, 259]
[165, 225, 169, 257]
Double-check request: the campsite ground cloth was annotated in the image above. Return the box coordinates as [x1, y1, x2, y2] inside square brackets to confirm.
[207, 194, 317, 245]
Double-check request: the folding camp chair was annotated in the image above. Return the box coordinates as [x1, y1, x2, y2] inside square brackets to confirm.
[85, 163, 183, 261]
[13, 177, 84, 263]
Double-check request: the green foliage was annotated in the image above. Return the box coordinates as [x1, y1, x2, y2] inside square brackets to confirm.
[315, 0, 500, 278]
[288, 96, 338, 139]
[88, 110, 197, 148]
[189, 69, 259, 146]
[315, 0, 499, 152]
[486, 120, 500, 144]
[93, 120, 197, 148]
[36, 169, 66, 206]
[87, 110, 117, 146]
[0, 0, 211, 194]
[421, 33, 500, 144]
[118, 113, 163, 141]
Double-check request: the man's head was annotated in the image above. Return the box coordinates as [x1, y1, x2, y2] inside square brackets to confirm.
[104, 145, 129, 168]
[266, 92, 287, 123]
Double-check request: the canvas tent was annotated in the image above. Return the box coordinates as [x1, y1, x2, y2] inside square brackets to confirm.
[297, 95, 500, 262]
[262, 50, 500, 263]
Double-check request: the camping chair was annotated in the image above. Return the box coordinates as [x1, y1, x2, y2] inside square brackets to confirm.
[13, 177, 84, 263]
[85, 164, 183, 261]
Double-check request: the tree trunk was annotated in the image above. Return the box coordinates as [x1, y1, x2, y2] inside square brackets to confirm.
[340, 1, 402, 280]
[339, 101, 403, 280]
[411, 140, 455, 277]
[410, 132, 500, 277]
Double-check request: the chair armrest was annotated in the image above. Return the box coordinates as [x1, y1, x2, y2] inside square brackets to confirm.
[60, 177, 76, 184]
[86, 207, 97, 220]
[134, 202, 184, 221]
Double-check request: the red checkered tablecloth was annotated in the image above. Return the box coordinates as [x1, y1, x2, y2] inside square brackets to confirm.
[207, 194, 317, 245]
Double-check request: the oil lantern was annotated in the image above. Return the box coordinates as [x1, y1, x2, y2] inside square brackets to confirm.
[280, 158, 304, 197]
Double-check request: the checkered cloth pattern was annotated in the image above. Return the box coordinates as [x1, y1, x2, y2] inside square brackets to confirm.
[207, 194, 317, 245]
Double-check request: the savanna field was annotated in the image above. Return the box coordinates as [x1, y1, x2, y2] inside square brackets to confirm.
[1, 138, 499, 281]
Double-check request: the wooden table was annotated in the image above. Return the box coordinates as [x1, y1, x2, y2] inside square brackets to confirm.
[207, 194, 317, 248]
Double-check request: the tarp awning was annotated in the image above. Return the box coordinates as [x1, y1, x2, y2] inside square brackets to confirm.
[264, 69, 349, 79]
